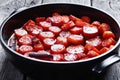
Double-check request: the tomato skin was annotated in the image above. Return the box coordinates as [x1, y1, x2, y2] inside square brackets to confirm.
[86, 37, 102, 49]
[61, 21, 75, 30]
[81, 16, 91, 23]
[70, 27, 83, 34]
[62, 15, 70, 23]
[98, 23, 111, 35]
[66, 45, 84, 54]
[18, 35, 32, 45]
[67, 34, 84, 45]
[59, 31, 71, 38]
[38, 21, 51, 30]
[102, 37, 116, 47]
[75, 20, 89, 27]
[48, 26, 62, 36]
[38, 31, 55, 40]
[69, 15, 80, 21]
[14, 28, 28, 38]
[23, 20, 35, 29]
[87, 50, 99, 58]
[35, 17, 46, 23]
[56, 36, 68, 47]
[83, 25, 98, 38]
[91, 21, 101, 27]
[99, 47, 109, 54]
[18, 45, 33, 54]
[34, 43, 44, 51]
[103, 31, 115, 38]
[43, 38, 56, 49]
[51, 44, 66, 54]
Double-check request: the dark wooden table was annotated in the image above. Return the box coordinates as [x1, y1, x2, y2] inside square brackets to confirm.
[0, 0, 120, 80]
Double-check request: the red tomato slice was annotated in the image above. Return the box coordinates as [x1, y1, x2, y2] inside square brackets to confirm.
[18, 35, 32, 45]
[75, 20, 89, 27]
[102, 37, 116, 47]
[69, 15, 80, 21]
[91, 21, 100, 27]
[56, 36, 68, 46]
[66, 45, 84, 54]
[51, 44, 66, 54]
[14, 28, 28, 38]
[70, 27, 83, 34]
[34, 43, 44, 51]
[48, 26, 62, 36]
[67, 34, 84, 45]
[43, 38, 56, 49]
[64, 53, 78, 61]
[83, 25, 98, 38]
[35, 17, 46, 23]
[51, 54, 64, 61]
[81, 16, 91, 23]
[38, 31, 55, 40]
[98, 23, 111, 35]
[38, 21, 51, 30]
[87, 50, 99, 58]
[23, 20, 35, 29]
[86, 37, 102, 49]
[103, 31, 115, 38]
[99, 47, 109, 54]
[61, 21, 75, 30]
[18, 45, 33, 54]
[62, 15, 70, 23]
[59, 31, 71, 38]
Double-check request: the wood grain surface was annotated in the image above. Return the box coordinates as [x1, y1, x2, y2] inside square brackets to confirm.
[0, 0, 120, 80]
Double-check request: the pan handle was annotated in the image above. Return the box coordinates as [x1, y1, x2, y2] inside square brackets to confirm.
[92, 54, 120, 74]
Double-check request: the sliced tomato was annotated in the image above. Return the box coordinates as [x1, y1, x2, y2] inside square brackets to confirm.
[51, 44, 66, 54]
[59, 31, 71, 38]
[34, 43, 44, 51]
[103, 31, 115, 38]
[66, 45, 84, 54]
[102, 37, 116, 47]
[51, 54, 64, 61]
[67, 34, 84, 45]
[91, 21, 101, 27]
[23, 20, 35, 29]
[64, 53, 78, 61]
[62, 15, 70, 23]
[69, 15, 80, 21]
[87, 50, 99, 58]
[43, 38, 56, 49]
[35, 17, 46, 23]
[18, 35, 32, 45]
[83, 25, 98, 38]
[38, 31, 55, 40]
[81, 16, 91, 23]
[56, 36, 68, 46]
[70, 26, 83, 34]
[18, 45, 33, 54]
[61, 21, 75, 30]
[14, 28, 28, 38]
[99, 47, 109, 54]
[98, 23, 111, 35]
[38, 21, 51, 30]
[48, 26, 62, 36]
[75, 20, 89, 27]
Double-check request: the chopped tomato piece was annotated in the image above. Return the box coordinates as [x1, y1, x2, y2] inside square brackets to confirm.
[18, 45, 33, 54]
[91, 21, 101, 27]
[70, 27, 83, 34]
[23, 20, 35, 29]
[62, 15, 70, 23]
[75, 20, 89, 27]
[61, 21, 75, 30]
[56, 36, 68, 46]
[67, 34, 84, 45]
[51, 44, 66, 54]
[48, 26, 61, 36]
[64, 53, 78, 61]
[99, 47, 109, 54]
[87, 50, 99, 58]
[103, 31, 115, 38]
[14, 29, 28, 38]
[38, 21, 51, 30]
[69, 15, 80, 21]
[34, 43, 44, 51]
[59, 31, 71, 38]
[81, 16, 91, 23]
[35, 17, 46, 23]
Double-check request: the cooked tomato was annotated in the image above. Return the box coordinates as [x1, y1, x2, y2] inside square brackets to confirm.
[48, 26, 61, 36]
[81, 16, 91, 23]
[70, 27, 83, 34]
[86, 37, 102, 49]
[87, 50, 99, 58]
[66, 45, 84, 54]
[38, 31, 55, 40]
[69, 15, 80, 21]
[91, 21, 100, 27]
[67, 34, 84, 45]
[103, 31, 115, 38]
[59, 31, 71, 38]
[23, 20, 35, 29]
[75, 20, 89, 27]
[38, 21, 51, 30]
[64, 53, 78, 61]
[62, 15, 70, 23]
[18, 45, 33, 54]
[18, 35, 32, 45]
[43, 38, 56, 49]
[83, 25, 98, 38]
[14, 28, 28, 38]
[51, 44, 66, 54]
[102, 37, 116, 47]
[34, 43, 44, 51]
[61, 21, 75, 30]
[35, 17, 46, 23]
[99, 47, 109, 54]
[56, 36, 68, 46]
